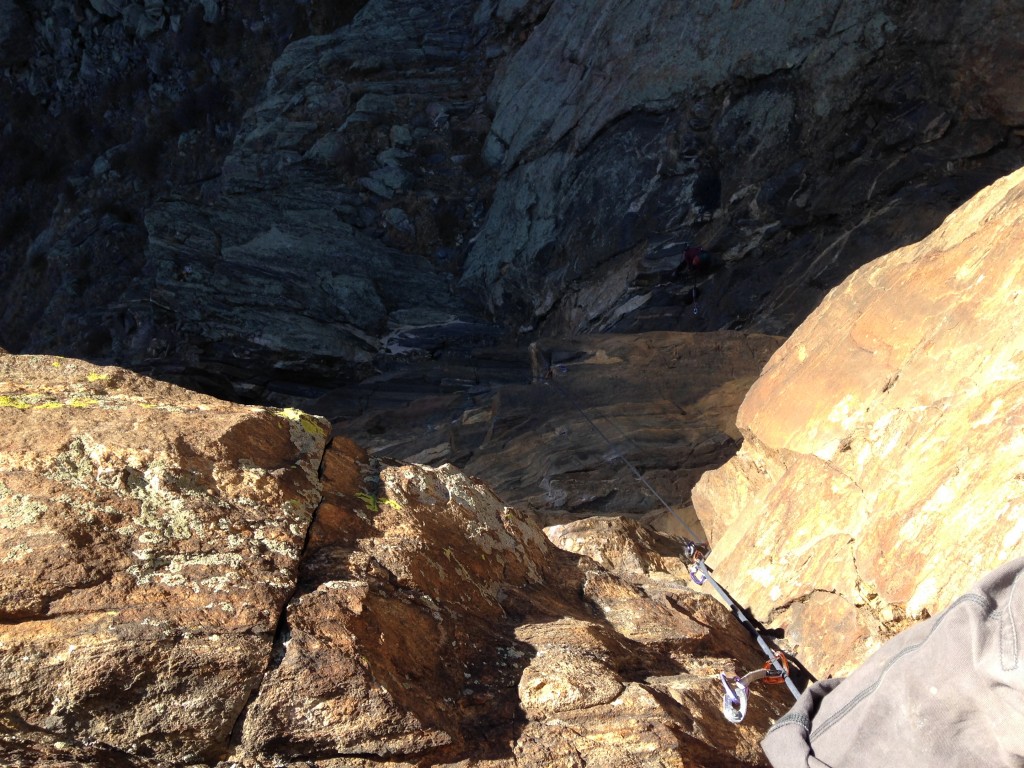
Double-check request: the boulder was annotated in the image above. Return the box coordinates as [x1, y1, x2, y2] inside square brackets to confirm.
[0, 352, 329, 763]
[693, 166, 1024, 679]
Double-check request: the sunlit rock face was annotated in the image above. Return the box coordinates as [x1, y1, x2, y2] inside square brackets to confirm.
[0, 352, 790, 766]
[0, 350, 329, 764]
[694, 166, 1024, 679]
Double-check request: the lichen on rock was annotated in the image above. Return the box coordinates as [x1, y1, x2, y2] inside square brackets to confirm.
[0, 354, 329, 763]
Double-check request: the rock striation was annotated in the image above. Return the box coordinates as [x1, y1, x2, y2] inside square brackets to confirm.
[0, 0, 332, 366]
[467, 0, 1024, 338]
[4, 0, 1024, 406]
[694, 166, 1024, 679]
[0, 349, 790, 766]
[328, 331, 783, 534]
[138, 0, 501, 399]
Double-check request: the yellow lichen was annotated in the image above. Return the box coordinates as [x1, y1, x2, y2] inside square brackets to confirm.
[0, 394, 76, 409]
[86, 373, 110, 382]
[278, 407, 327, 438]
[67, 398, 99, 408]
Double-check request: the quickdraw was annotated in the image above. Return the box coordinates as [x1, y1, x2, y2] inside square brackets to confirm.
[721, 652, 793, 722]
[759, 650, 791, 685]
[543, 372, 804, 724]
[720, 672, 750, 723]
[681, 541, 802, 722]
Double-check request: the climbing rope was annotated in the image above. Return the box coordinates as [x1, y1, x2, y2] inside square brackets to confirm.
[547, 376, 706, 544]
[678, 540, 801, 713]
[544, 368, 803, 720]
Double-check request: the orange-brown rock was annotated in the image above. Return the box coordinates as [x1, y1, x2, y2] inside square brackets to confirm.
[1, 352, 791, 767]
[544, 515, 694, 584]
[694, 166, 1024, 679]
[0, 352, 329, 764]
[236, 441, 788, 766]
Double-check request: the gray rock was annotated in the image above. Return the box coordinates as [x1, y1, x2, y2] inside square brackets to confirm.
[87, 0, 125, 17]
[143, 0, 164, 20]
[382, 207, 415, 235]
[459, 0, 1024, 337]
[389, 124, 413, 146]
[0, 0, 32, 66]
[5, 0, 1024, 411]
[199, 0, 218, 23]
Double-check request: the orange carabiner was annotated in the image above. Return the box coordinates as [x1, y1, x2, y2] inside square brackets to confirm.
[762, 651, 790, 684]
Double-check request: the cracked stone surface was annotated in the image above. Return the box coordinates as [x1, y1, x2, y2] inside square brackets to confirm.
[231, 442, 790, 766]
[0, 350, 329, 764]
[0, 352, 791, 766]
[693, 166, 1024, 678]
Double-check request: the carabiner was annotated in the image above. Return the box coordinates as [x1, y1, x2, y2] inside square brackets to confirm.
[688, 561, 707, 586]
[720, 673, 749, 724]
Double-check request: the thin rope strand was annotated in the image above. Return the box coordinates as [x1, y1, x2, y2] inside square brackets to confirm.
[543, 371, 802, 703]
[547, 377, 707, 544]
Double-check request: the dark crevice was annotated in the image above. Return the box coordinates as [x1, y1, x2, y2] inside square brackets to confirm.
[220, 436, 333, 760]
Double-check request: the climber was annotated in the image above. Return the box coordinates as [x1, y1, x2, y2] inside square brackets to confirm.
[682, 243, 711, 271]
[679, 243, 714, 314]
[762, 557, 1024, 768]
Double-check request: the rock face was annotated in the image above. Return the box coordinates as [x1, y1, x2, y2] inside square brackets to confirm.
[0, 351, 329, 764]
[0, 0, 342, 366]
[138, 0, 500, 398]
[0, 350, 790, 766]
[468, 0, 1024, 337]
[330, 331, 783, 533]
[4, 0, 1024, 406]
[693, 166, 1024, 679]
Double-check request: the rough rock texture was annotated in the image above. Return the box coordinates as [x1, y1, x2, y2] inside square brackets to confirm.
[0, 351, 790, 766]
[0, 0, 359, 366]
[4, 0, 1024, 407]
[137, 0, 500, 399]
[330, 331, 783, 533]
[6, 0, 1024, 755]
[693, 166, 1024, 679]
[468, 0, 1024, 337]
[0, 350, 329, 764]
[231, 442, 788, 767]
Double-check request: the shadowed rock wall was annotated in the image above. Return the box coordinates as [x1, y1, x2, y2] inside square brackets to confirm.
[3, 0, 1024, 405]
[465, 0, 1024, 337]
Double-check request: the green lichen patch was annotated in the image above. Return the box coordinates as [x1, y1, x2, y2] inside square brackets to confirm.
[0, 494, 47, 528]
[0, 392, 102, 410]
[67, 397, 100, 408]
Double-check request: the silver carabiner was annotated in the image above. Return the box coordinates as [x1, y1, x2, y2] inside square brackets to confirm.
[720, 673, 750, 724]
[688, 561, 707, 586]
